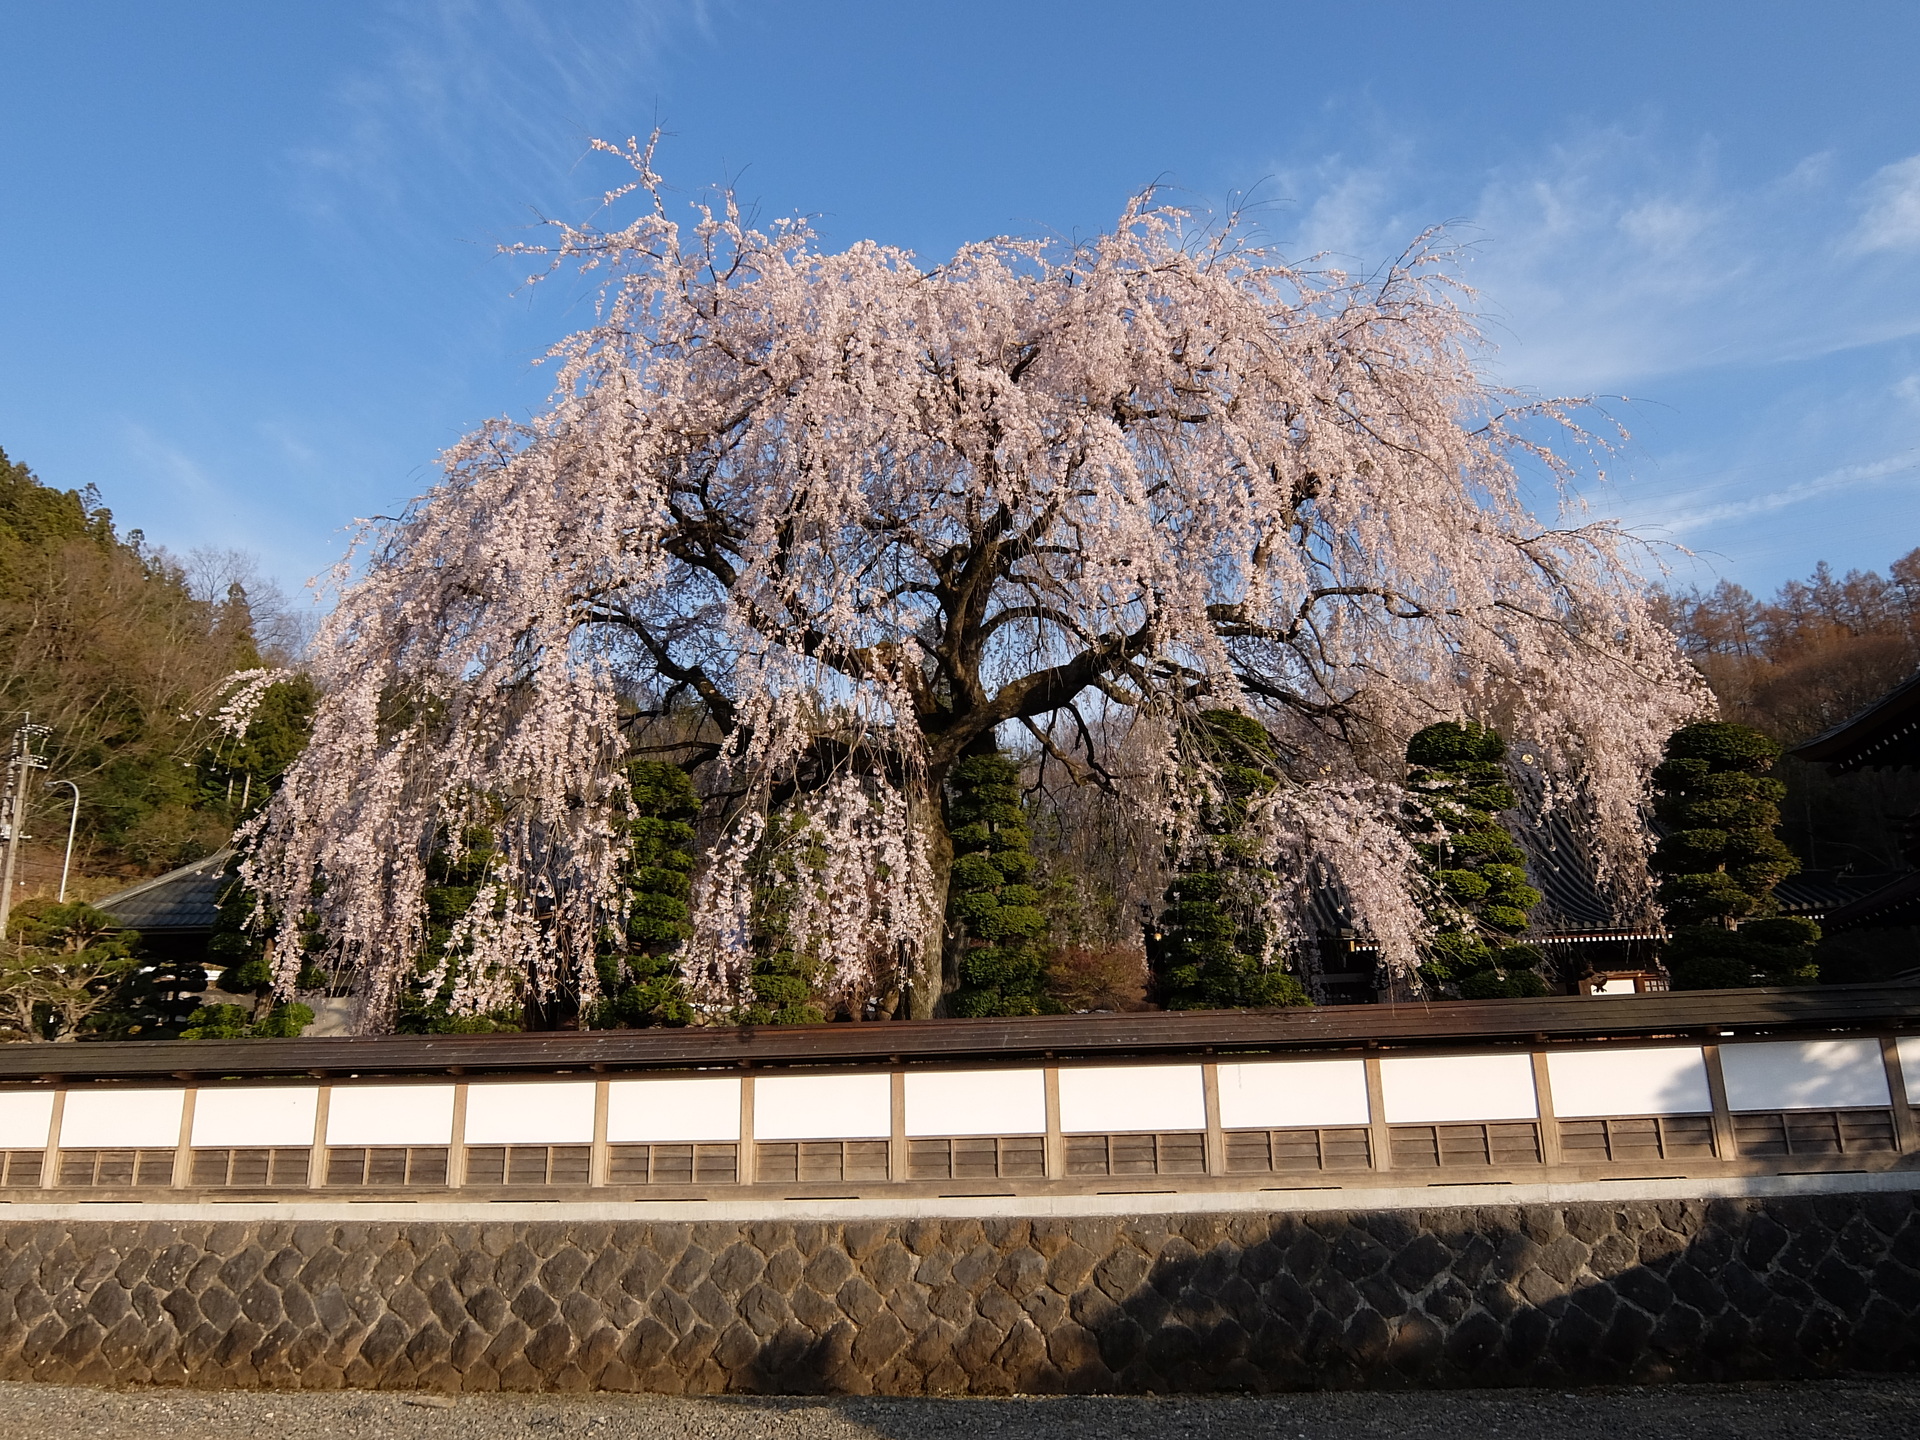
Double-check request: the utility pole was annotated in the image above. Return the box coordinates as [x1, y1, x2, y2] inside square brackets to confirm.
[0, 718, 52, 940]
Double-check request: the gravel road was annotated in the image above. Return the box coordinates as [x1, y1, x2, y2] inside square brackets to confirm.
[2, 1377, 1917, 1440]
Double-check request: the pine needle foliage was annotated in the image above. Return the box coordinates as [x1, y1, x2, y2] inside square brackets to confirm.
[946, 753, 1058, 1017]
[0, 901, 144, 1041]
[1149, 711, 1311, 1011]
[1405, 721, 1549, 998]
[593, 761, 699, 1027]
[739, 810, 830, 1025]
[1651, 721, 1818, 988]
[394, 830, 525, 1034]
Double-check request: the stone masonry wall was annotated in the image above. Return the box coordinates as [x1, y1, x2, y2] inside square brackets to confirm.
[2, 1195, 1918, 1393]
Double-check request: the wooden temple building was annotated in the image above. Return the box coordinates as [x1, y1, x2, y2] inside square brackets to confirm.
[1791, 671, 1920, 933]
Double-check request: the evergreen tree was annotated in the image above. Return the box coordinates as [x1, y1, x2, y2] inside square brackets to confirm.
[1652, 721, 1818, 988]
[1406, 721, 1549, 998]
[0, 901, 146, 1040]
[1149, 710, 1311, 1010]
[946, 752, 1056, 1017]
[195, 673, 318, 824]
[739, 809, 829, 1025]
[394, 829, 526, 1033]
[592, 761, 699, 1027]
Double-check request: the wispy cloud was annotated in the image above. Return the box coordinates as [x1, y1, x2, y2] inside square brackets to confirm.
[122, 423, 218, 500]
[1260, 125, 1920, 584]
[1629, 450, 1920, 538]
[291, 0, 715, 235]
[1268, 130, 1920, 393]
[1852, 155, 1920, 253]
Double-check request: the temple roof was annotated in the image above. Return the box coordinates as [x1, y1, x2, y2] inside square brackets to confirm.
[96, 849, 231, 934]
[1790, 670, 1920, 771]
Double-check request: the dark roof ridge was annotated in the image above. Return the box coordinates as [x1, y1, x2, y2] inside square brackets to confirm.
[96, 847, 233, 918]
[1790, 668, 1920, 769]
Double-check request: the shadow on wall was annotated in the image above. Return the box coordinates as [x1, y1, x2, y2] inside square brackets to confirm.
[726, 1199, 1920, 1393]
[0, 1199, 1918, 1394]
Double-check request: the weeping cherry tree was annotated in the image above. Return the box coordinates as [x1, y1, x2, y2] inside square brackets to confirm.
[235, 137, 1705, 1030]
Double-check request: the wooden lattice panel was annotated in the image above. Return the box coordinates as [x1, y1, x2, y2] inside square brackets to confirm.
[1064, 1132, 1206, 1177]
[1223, 1126, 1372, 1174]
[1389, 1122, 1543, 1169]
[905, 1135, 1045, 1181]
[189, 1147, 312, 1187]
[323, 1146, 449, 1187]
[606, 1143, 739, 1185]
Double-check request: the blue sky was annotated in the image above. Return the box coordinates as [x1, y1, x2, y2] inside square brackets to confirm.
[3, 2, 1918, 603]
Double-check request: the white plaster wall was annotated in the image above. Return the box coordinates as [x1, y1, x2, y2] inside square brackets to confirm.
[1546, 1047, 1713, 1117]
[1058, 1065, 1206, 1134]
[607, 1077, 742, 1143]
[190, 1087, 320, 1147]
[463, 1082, 597, 1145]
[59, 1088, 185, 1148]
[325, 1085, 456, 1146]
[0, 1091, 54, 1148]
[1719, 1039, 1891, 1111]
[1216, 1059, 1370, 1130]
[1900, 1036, 1920, 1102]
[1379, 1054, 1537, 1123]
[754, 1073, 892, 1140]
[904, 1070, 1046, 1137]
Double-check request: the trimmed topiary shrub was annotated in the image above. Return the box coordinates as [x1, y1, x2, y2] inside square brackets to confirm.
[1148, 710, 1311, 1011]
[1652, 721, 1817, 988]
[593, 760, 701, 1028]
[946, 751, 1058, 1017]
[1405, 721, 1549, 998]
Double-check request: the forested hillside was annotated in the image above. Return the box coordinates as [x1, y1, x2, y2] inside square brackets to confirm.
[0, 446, 308, 890]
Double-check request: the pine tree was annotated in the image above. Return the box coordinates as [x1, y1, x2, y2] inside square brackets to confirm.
[1406, 721, 1549, 998]
[1652, 721, 1818, 988]
[195, 673, 317, 824]
[394, 830, 526, 1033]
[0, 901, 147, 1040]
[593, 761, 699, 1027]
[739, 810, 829, 1025]
[1149, 711, 1311, 1010]
[946, 752, 1056, 1017]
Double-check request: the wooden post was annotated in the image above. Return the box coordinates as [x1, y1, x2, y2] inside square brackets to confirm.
[1530, 1050, 1562, 1167]
[1703, 1044, 1737, 1159]
[1043, 1067, 1064, 1179]
[1363, 1055, 1392, 1172]
[44, 1087, 65, 1191]
[737, 1074, 757, 1186]
[889, 1070, 907, 1182]
[591, 1079, 611, 1186]
[1201, 1062, 1226, 1175]
[310, 1085, 331, 1192]
[1882, 1036, 1918, 1154]
[447, 1083, 469, 1188]
[172, 1087, 197, 1189]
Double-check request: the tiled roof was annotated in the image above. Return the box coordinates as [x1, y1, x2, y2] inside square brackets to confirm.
[97, 849, 231, 933]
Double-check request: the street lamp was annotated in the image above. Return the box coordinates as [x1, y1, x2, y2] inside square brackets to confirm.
[44, 780, 79, 903]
